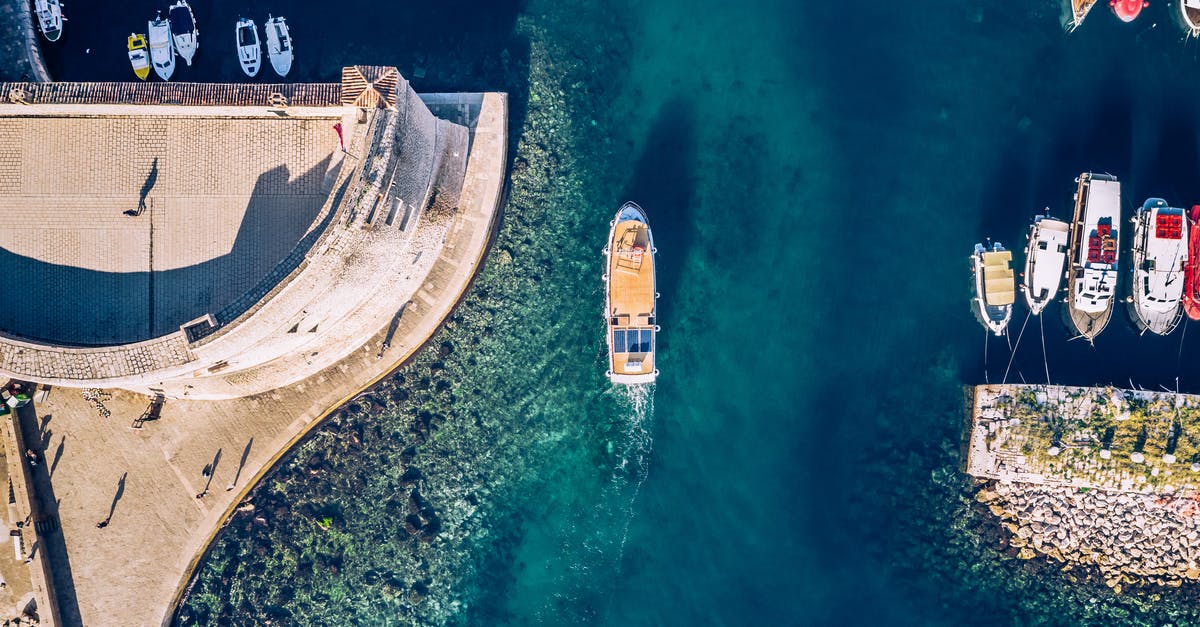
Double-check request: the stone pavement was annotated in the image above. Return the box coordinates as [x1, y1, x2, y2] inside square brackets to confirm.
[3, 91, 506, 626]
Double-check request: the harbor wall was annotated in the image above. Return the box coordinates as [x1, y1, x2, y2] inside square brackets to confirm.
[0, 0, 50, 83]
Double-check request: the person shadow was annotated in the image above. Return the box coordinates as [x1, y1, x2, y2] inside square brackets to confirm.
[103, 472, 127, 525]
[125, 157, 158, 217]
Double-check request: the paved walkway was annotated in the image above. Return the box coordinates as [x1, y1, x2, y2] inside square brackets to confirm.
[10, 92, 506, 626]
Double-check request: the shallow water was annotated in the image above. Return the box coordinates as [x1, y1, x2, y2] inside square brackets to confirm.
[33, 0, 1200, 624]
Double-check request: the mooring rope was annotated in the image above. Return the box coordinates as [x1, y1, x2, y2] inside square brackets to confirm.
[1003, 310, 1033, 385]
[1178, 319, 1189, 373]
[1040, 313, 1050, 384]
[983, 328, 990, 385]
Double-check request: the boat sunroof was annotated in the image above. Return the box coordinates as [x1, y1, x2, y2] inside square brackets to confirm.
[613, 329, 653, 354]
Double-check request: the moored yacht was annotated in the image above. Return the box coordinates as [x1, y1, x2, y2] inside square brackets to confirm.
[148, 12, 175, 81]
[972, 242, 1015, 337]
[33, 0, 63, 42]
[603, 202, 658, 384]
[1023, 214, 1070, 315]
[265, 15, 293, 77]
[1185, 206, 1200, 321]
[236, 18, 262, 78]
[1065, 172, 1121, 342]
[1128, 199, 1187, 335]
[1062, 0, 1099, 30]
[127, 33, 150, 81]
[168, 0, 198, 66]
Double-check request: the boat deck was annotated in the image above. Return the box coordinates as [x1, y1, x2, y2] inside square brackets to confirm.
[608, 217, 655, 378]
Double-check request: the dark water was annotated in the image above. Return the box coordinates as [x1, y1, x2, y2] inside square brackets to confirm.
[33, 0, 1200, 625]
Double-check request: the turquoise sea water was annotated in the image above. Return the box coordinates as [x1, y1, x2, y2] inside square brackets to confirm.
[83, 0, 1200, 624]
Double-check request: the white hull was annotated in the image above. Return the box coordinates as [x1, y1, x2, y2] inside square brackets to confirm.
[1022, 215, 1069, 315]
[265, 16, 294, 77]
[169, 1, 199, 67]
[236, 19, 261, 78]
[1066, 173, 1120, 341]
[973, 242, 1014, 337]
[148, 15, 175, 81]
[34, 0, 63, 42]
[1129, 199, 1187, 336]
[604, 202, 659, 385]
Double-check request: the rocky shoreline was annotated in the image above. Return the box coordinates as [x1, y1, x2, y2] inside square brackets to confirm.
[979, 481, 1200, 592]
[0, 0, 50, 82]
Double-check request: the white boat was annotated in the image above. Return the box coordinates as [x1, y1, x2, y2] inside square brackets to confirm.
[972, 242, 1015, 337]
[236, 18, 261, 78]
[168, 0, 198, 67]
[33, 0, 63, 42]
[148, 12, 175, 81]
[604, 202, 659, 384]
[1180, 0, 1200, 37]
[265, 15, 293, 77]
[1128, 199, 1188, 336]
[1022, 213, 1070, 315]
[1065, 172, 1121, 342]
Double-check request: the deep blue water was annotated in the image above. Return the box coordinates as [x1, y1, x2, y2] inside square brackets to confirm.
[32, 0, 1200, 625]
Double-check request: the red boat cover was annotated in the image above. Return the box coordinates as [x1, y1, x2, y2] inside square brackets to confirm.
[1185, 205, 1200, 321]
[1111, 0, 1147, 22]
[1088, 218, 1117, 264]
[1156, 212, 1183, 240]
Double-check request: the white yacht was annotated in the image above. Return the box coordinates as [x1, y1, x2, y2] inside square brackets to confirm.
[33, 0, 63, 42]
[265, 15, 293, 77]
[168, 0, 198, 66]
[236, 18, 261, 78]
[1022, 213, 1070, 315]
[1128, 199, 1188, 335]
[148, 12, 175, 81]
[972, 242, 1015, 337]
[1065, 172, 1121, 342]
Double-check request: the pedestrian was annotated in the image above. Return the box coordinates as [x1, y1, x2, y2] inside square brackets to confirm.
[96, 519, 108, 529]
[24, 449, 37, 466]
[195, 491, 206, 499]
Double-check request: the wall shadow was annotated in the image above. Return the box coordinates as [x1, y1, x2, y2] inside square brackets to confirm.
[0, 156, 331, 346]
[14, 402, 81, 626]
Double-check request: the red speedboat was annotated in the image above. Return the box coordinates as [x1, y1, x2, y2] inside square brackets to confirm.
[1184, 205, 1200, 321]
[1111, 0, 1148, 22]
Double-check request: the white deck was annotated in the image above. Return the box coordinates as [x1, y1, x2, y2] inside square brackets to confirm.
[1132, 203, 1187, 333]
[1074, 177, 1121, 314]
[1025, 217, 1069, 312]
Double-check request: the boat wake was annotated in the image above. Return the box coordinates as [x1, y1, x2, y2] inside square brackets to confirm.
[608, 382, 654, 560]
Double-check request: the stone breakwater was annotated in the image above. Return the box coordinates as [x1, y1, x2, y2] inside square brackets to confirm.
[979, 481, 1200, 592]
[0, 0, 50, 82]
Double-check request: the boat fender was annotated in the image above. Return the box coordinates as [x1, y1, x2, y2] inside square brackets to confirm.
[654, 325, 661, 332]
[602, 247, 609, 254]
[602, 274, 608, 282]
[655, 292, 660, 299]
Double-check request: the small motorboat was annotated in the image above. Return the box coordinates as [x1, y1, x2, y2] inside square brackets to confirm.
[236, 18, 261, 78]
[1065, 172, 1121, 342]
[127, 33, 150, 81]
[1183, 206, 1200, 321]
[1022, 214, 1070, 315]
[1111, 0, 1149, 22]
[1179, 0, 1200, 36]
[1062, 0, 1099, 31]
[168, 0, 199, 66]
[33, 0, 63, 42]
[148, 12, 175, 81]
[972, 242, 1015, 337]
[1128, 199, 1187, 336]
[265, 15, 293, 77]
[604, 202, 659, 384]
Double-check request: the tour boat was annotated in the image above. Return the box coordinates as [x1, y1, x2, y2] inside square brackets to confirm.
[127, 33, 150, 81]
[33, 0, 63, 42]
[148, 13, 175, 81]
[1111, 0, 1149, 22]
[1183, 206, 1200, 321]
[265, 15, 293, 77]
[1128, 199, 1187, 336]
[603, 202, 659, 384]
[236, 18, 261, 78]
[1065, 172, 1121, 342]
[168, 0, 198, 67]
[1062, 0, 1099, 30]
[1179, 0, 1200, 36]
[1022, 214, 1070, 315]
[972, 242, 1015, 337]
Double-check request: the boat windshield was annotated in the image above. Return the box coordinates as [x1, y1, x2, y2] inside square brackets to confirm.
[238, 24, 255, 46]
[274, 24, 290, 51]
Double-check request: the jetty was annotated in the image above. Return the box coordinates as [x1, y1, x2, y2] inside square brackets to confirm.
[967, 384, 1200, 590]
[0, 66, 506, 625]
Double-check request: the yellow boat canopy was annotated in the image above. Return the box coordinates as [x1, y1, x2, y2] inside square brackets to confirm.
[982, 250, 1015, 306]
